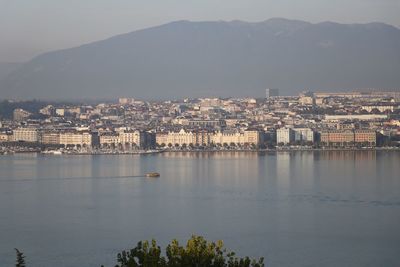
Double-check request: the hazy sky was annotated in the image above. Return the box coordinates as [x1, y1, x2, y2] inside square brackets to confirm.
[1, 0, 399, 62]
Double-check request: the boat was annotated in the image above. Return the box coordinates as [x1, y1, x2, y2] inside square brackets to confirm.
[42, 150, 63, 155]
[146, 172, 160, 178]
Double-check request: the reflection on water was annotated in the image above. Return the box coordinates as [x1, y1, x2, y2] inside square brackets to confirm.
[0, 151, 399, 267]
[317, 150, 377, 161]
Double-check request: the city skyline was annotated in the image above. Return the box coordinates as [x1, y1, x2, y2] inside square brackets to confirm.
[1, 90, 399, 154]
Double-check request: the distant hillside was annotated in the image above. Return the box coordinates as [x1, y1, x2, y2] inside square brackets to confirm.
[1, 18, 400, 100]
[0, 62, 22, 81]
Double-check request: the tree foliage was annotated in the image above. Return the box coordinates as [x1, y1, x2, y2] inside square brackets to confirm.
[14, 236, 264, 267]
[113, 235, 264, 267]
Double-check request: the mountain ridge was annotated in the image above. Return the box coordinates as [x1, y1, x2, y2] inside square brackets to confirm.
[1, 18, 399, 100]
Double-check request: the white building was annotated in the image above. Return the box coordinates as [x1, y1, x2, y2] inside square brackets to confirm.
[277, 127, 314, 144]
[276, 128, 293, 144]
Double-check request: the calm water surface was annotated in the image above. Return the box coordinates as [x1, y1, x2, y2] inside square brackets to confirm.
[0, 151, 399, 267]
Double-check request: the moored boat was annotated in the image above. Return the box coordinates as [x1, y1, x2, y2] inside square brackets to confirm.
[146, 172, 160, 178]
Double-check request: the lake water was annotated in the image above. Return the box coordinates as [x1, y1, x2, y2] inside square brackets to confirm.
[0, 151, 399, 267]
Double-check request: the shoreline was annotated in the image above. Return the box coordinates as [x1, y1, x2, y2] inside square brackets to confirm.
[1, 147, 400, 155]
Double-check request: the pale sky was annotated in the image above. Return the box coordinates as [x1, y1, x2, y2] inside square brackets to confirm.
[1, 0, 399, 62]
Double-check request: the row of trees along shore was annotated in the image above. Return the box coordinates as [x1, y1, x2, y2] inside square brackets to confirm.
[15, 235, 264, 267]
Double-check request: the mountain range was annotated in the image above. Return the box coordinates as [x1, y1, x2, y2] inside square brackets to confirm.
[1, 18, 399, 100]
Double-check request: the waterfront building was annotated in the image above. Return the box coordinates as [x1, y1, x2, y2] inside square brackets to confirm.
[320, 130, 376, 146]
[12, 128, 39, 142]
[277, 127, 314, 144]
[276, 127, 294, 145]
[293, 128, 314, 143]
[211, 130, 261, 146]
[194, 130, 213, 146]
[119, 130, 145, 148]
[354, 130, 376, 144]
[211, 130, 239, 145]
[163, 129, 196, 146]
[99, 133, 120, 147]
[155, 133, 169, 146]
[156, 129, 261, 147]
[243, 130, 261, 146]
[59, 131, 92, 147]
[0, 132, 12, 142]
[41, 131, 60, 145]
[320, 130, 354, 145]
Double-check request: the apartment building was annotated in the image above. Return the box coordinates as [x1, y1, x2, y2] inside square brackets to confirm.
[159, 129, 196, 146]
[12, 128, 39, 142]
[277, 127, 314, 144]
[211, 130, 260, 146]
[0, 132, 12, 142]
[41, 131, 60, 145]
[293, 128, 314, 143]
[59, 131, 92, 147]
[276, 128, 293, 144]
[156, 129, 261, 147]
[354, 130, 376, 144]
[99, 133, 120, 147]
[119, 130, 144, 147]
[100, 130, 148, 148]
[320, 130, 376, 145]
